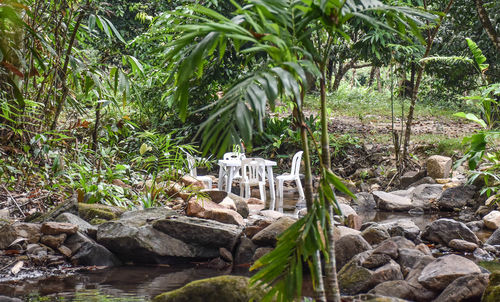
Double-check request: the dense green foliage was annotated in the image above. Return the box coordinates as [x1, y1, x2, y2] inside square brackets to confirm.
[0, 0, 498, 299]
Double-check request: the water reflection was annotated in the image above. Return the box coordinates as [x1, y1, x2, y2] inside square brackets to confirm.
[0, 265, 245, 301]
[358, 211, 456, 230]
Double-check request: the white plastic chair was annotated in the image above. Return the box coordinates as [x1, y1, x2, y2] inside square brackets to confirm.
[219, 152, 246, 191]
[274, 151, 304, 212]
[186, 154, 212, 189]
[240, 158, 266, 202]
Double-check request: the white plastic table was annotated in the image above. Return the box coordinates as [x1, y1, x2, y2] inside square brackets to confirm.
[217, 159, 277, 205]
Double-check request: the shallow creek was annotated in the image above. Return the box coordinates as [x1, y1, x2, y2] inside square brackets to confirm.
[0, 206, 492, 301]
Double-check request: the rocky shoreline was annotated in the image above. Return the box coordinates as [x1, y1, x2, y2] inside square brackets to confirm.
[1, 156, 500, 301]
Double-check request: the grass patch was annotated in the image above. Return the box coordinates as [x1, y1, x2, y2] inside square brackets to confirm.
[356, 133, 465, 158]
[304, 83, 468, 119]
[411, 134, 465, 157]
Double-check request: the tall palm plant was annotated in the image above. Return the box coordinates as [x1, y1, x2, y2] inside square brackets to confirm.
[164, 0, 434, 301]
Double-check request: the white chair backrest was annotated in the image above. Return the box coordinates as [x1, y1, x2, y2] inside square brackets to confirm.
[290, 151, 303, 176]
[241, 158, 266, 182]
[223, 152, 246, 160]
[186, 153, 197, 177]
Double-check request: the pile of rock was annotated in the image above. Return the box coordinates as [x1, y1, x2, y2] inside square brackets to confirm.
[0, 215, 120, 268]
[0, 187, 291, 272]
[335, 217, 493, 301]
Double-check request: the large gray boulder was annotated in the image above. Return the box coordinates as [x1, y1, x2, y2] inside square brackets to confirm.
[417, 254, 482, 291]
[361, 225, 390, 245]
[380, 219, 421, 241]
[342, 294, 408, 302]
[373, 191, 412, 211]
[486, 227, 500, 245]
[382, 236, 416, 250]
[0, 221, 17, 249]
[252, 216, 296, 247]
[421, 218, 479, 245]
[401, 170, 425, 188]
[234, 237, 256, 265]
[56, 212, 97, 238]
[404, 258, 438, 302]
[368, 280, 415, 301]
[433, 273, 489, 302]
[353, 192, 377, 212]
[12, 222, 41, 244]
[336, 234, 372, 271]
[65, 231, 95, 254]
[410, 184, 443, 210]
[97, 208, 239, 263]
[339, 250, 403, 295]
[397, 248, 434, 276]
[71, 241, 122, 267]
[438, 185, 477, 210]
[153, 216, 242, 250]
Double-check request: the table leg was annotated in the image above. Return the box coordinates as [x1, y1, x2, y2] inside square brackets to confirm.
[218, 166, 225, 191]
[227, 167, 235, 193]
[267, 166, 275, 210]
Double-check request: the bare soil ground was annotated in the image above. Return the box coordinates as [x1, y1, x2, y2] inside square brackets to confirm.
[328, 115, 480, 138]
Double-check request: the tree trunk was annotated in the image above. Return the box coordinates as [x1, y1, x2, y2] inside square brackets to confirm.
[350, 69, 356, 87]
[326, 59, 335, 92]
[475, 0, 500, 53]
[401, 0, 454, 168]
[376, 67, 382, 92]
[332, 61, 344, 91]
[409, 63, 416, 96]
[368, 66, 376, 87]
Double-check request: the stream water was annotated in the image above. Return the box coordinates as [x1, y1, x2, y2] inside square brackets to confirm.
[0, 206, 490, 301]
[1, 264, 251, 301]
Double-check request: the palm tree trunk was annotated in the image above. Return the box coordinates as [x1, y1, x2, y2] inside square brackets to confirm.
[320, 73, 341, 302]
[299, 116, 326, 302]
[300, 121, 314, 210]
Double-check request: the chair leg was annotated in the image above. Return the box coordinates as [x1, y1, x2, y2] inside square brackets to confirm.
[245, 184, 250, 199]
[296, 177, 305, 200]
[269, 184, 276, 211]
[259, 183, 266, 204]
[279, 181, 285, 213]
[240, 183, 245, 197]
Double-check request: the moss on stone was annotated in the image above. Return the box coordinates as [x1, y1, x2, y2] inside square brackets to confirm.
[28, 197, 78, 223]
[89, 218, 108, 225]
[482, 272, 500, 302]
[153, 275, 265, 302]
[78, 203, 125, 223]
[338, 260, 373, 295]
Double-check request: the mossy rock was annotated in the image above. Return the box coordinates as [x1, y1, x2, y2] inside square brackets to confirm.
[153, 275, 265, 302]
[345, 294, 408, 302]
[479, 261, 500, 273]
[482, 272, 500, 302]
[27, 196, 78, 223]
[78, 203, 126, 223]
[89, 218, 108, 225]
